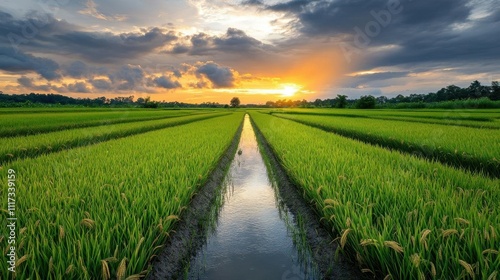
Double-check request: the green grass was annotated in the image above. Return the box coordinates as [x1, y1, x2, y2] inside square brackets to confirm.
[272, 112, 500, 177]
[0, 112, 244, 279]
[0, 112, 228, 164]
[0, 109, 208, 137]
[250, 111, 500, 279]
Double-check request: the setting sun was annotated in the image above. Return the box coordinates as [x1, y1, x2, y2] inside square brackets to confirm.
[281, 84, 301, 97]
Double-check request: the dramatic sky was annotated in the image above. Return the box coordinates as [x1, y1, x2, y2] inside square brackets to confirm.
[1, 0, 499, 103]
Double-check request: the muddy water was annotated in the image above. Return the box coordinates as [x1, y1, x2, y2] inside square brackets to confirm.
[187, 115, 319, 279]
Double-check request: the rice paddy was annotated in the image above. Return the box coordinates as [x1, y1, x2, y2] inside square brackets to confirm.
[250, 110, 500, 279]
[1, 107, 498, 279]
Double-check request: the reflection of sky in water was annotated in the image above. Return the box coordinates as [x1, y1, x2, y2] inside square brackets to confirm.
[188, 115, 317, 280]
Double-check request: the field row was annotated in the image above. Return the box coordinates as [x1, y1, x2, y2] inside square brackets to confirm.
[0, 112, 244, 279]
[250, 112, 500, 279]
[272, 108, 500, 129]
[0, 109, 208, 137]
[0, 112, 228, 164]
[272, 112, 500, 177]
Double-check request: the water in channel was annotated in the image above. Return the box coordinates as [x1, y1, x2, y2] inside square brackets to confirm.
[187, 114, 319, 279]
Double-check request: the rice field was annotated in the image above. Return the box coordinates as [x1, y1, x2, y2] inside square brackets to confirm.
[271, 112, 500, 177]
[250, 110, 500, 279]
[0, 109, 243, 279]
[0, 109, 208, 137]
[1, 107, 499, 279]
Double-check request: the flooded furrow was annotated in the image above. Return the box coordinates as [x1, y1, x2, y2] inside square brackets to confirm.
[187, 114, 319, 279]
[148, 113, 362, 280]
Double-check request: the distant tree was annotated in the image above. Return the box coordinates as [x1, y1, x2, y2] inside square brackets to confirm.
[355, 95, 376, 109]
[376, 96, 388, 104]
[491, 81, 500, 101]
[230, 97, 240, 108]
[445, 85, 463, 100]
[142, 96, 159, 108]
[468, 80, 489, 98]
[265, 101, 275, 108]
[335, 95, 348, 108]
[136, 97, 145, 104]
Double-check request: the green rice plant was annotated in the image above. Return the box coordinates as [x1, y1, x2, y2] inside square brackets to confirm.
[0, 112, 244, 279]
[0, 109, 205, 137]
[271, 108, 500, 129]
[250, 111, 500, 279]
[0, 112, 228, 164]
[272, 112, 500, 177]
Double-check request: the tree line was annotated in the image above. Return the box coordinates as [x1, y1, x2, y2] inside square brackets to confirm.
[265, 81, 500, 109]
[0, 80, 499, 108]
[0, 92, 230, 108]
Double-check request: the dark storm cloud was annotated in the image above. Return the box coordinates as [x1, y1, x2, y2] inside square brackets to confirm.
[53, 27, 178, 62]
[266, 0, 309, 13]
[0, 11, 178, 63]
[152, 76, 181, 89]
[110, 65, 146, 90]
[214, 28, 265, 52]
[167, 28, 268, 56]
[67, 81, 92, 93]
[89, 78, 113, 90]
[368, 12, 500, 68]
[0, 47, 61, 80]
[255, 0, 500, 71]
[64, 61, 89, 78]
[16, 76, 69, 92]
[17, 76, 52, 91]
[262, 0, 470, 35]
[195, 62, 235, 88]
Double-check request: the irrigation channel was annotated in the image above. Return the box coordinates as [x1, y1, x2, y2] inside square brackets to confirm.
[149, 114, 362, 279]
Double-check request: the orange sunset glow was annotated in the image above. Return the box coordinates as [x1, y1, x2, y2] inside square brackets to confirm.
[0, 1, 498, 103]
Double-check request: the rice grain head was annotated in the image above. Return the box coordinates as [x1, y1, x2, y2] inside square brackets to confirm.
[384, 241, 404, 254]
[420, 229, 431, 243]
[411, 254, 421, 268]
[65, 264, 74, 275]
[442, 229, 458, 238]
[430, 262, 436, 277]
[482, 249, 499, 255]
[458, 259, 474, 278]
[125, 275, 143, 280]
[81, 218, 95, 229]
[420, 229, 431, 250]
[487, 271, 498, 280]
[48, 256, 54, 273]
[361, 268, 375, 276]
[16, 255, 29, 267]
[455, 218, 470, 226]
[324, 198, 336, 205]
[360, 239, 378, 247]
[117, 257, 127, 280]
[101, 260, 110, 280]
[340, 229, 352, 249]
[165, 215, 179, 221]
[59, 225, 65, 240]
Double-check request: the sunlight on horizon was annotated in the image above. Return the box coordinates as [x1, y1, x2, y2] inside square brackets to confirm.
[281, 84, 301, 97]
